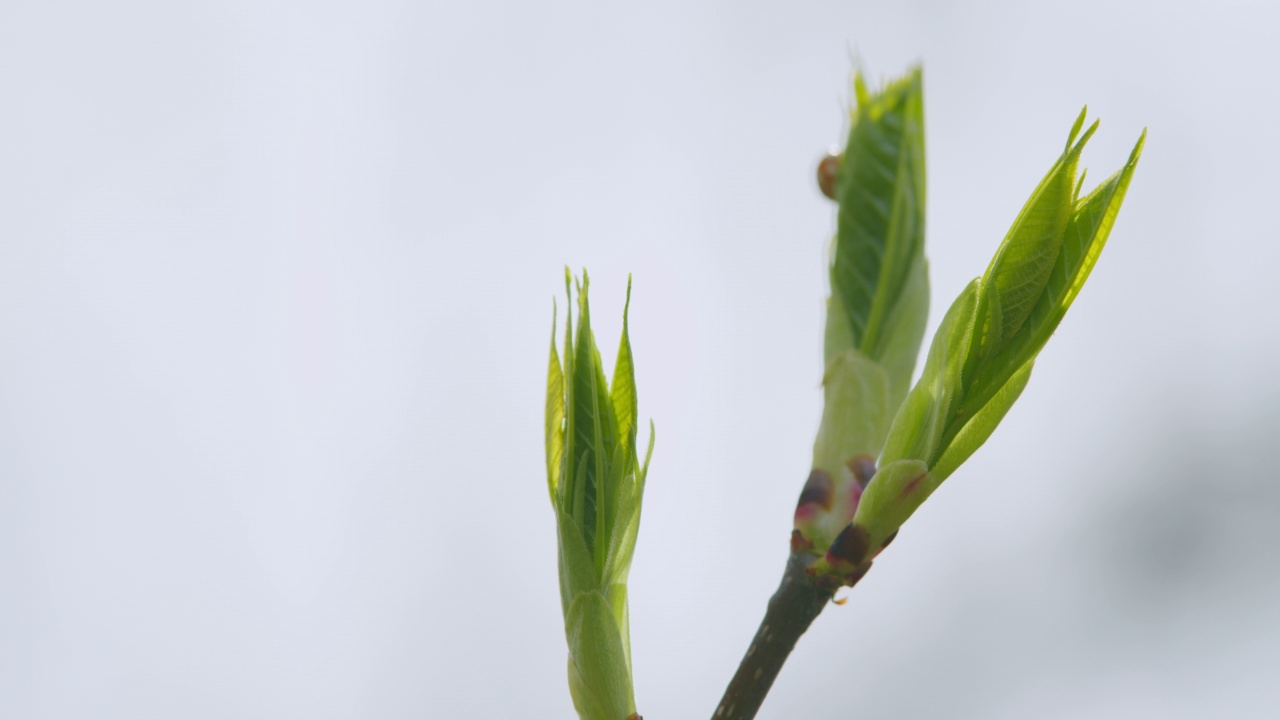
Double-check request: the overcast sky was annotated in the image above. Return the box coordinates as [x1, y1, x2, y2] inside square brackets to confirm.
[2, 1, 1278, 718]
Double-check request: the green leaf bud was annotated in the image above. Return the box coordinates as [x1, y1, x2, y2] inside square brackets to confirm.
[545, 270, 653, 720]
[851, 458, 933, 552]
[794, 68, 931, 588]
[566, 591, 636, 720]
[796, 349, 889, 550]
[856, 114, 1143, 543]
[826, 67, 930, 412]
[880, 280, 977, 468]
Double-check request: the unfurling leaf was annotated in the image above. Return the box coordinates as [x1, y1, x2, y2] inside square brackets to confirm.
[799, 68, 933, 569]
[827, 68, 930, 410]
[930, 361, 1033, 482]
[545, 271, 654, 720]
[880, 280, 977, 467]
[546, 303, 565, 501]
[861, 114, 1143, 541]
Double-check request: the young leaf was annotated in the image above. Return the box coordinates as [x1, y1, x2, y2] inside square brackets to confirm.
[831, 68, 928, 388]
[608, 582, 632, 675]
[1039, 130, 1146, 328]
[602, 479, 641, 590]
[955, 126, 1144, 434]
[547, 302, 565, 502]
[874, 252, 930, 411]
[610, 276, 638, 456]
[570, 273, 618, 555]
[969, 111, 1095, 370]
[880, 280, 978, 466]
[565, 591, 636, 720]
[546, 271, 653, 720]
[883, 118, 1142, 500]
[638, 420, 655, 494]
[930, 360, 1033, 482]
[561, 269, 577, 512]
[557, 510, 599, 615]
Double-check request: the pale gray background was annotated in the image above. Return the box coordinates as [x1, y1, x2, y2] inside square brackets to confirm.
[1, 1, 1278, 718]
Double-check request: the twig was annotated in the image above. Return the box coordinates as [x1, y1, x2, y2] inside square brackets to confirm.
[710, 552, 838, 720]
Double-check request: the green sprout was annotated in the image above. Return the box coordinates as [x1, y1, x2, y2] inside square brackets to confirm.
[800, 68, 929, 559]
[541, 64, 1143, 720]
[794, 73, 1145, 589]
[546, 269, 654, 720]
[717, 69, 1144, 720]
[857, 110, 1146, 554]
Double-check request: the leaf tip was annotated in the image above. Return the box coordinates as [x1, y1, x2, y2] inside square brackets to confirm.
[906, 64, 924, 92]
[623, 274, 633, 327]
[853, 71, 870, 107]
[1066, 106, 1088, 149]
[1129, 128, 1148, 165]
[1070, 118, 1101, 158]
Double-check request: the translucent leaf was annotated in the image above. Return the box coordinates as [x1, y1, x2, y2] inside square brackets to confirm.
[1046, 130, 1145, 320]
[598, 442, 630, 577]
[569, 272, 618, 556]
[557, 510, 599, 617]
[566, 590, 636, 720]
[546, 302, 565, 503]
[610, 276, 638, 457]
[955, 126, 1143, 437]
[859, 115, 1143, 537]
[608, 582, 632, 676]
[547, 271, 651, 720]
[561, 269, 577, 512]
[881, 280, 978, 466]
[588, 366, 611, 572]
[831, 68, 927, 367]
[638, 420, 655, 495]
[875, 253, 929, 411]
[971, 110, 1095, 365]
[602, 476, 641, 590]
[930, 360, 1033, 482]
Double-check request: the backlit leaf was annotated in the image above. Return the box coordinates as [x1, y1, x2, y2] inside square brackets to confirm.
[546, 301, 565, 502]
[832, 68, 927, 384]
[930, 360, 1033, 482]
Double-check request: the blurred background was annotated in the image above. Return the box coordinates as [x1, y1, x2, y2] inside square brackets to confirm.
[1, 1, 1278, 718]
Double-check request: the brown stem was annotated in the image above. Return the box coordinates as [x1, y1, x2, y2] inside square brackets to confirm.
[710, 553, 836, 720]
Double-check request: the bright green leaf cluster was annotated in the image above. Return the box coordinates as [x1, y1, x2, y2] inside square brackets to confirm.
[857, 112, 1145, 547]
[546, 269, 654, 720]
